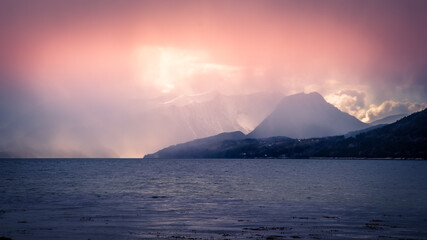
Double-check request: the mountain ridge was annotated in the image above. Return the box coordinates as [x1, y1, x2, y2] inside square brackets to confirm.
[144, 108, 427, 159]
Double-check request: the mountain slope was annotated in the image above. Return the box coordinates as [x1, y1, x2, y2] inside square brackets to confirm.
[144, 131, 247, 159]
[248, 92, 368, 139]
[321, 108, 427, 158]
[344, 124, 387, 138]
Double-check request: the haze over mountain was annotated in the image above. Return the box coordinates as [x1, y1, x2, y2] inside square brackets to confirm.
[0, 91, 283, 158]
[138, 91, 283, 153]
[369, 114, 407, 126]
[248, 92, 368, 139]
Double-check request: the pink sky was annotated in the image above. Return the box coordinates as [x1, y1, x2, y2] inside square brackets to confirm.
[1, 0, 427, 157]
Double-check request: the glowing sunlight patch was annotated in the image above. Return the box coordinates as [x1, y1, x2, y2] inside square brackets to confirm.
[132, 46, 238, 94]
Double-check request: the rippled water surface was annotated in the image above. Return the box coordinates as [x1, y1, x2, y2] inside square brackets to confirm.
[1, 158, 427, 239]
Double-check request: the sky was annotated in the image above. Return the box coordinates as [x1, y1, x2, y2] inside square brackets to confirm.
[1, 0, 427, 157]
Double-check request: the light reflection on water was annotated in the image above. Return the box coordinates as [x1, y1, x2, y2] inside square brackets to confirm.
[1, 158, 427, 239]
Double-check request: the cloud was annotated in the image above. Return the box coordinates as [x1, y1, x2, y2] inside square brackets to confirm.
[325, 90, 366, 120]
[326, 90, 427, 123]
[364, 100, 427, 123]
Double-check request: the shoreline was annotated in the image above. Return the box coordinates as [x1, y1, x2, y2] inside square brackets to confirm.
[1, 157, 426, 161]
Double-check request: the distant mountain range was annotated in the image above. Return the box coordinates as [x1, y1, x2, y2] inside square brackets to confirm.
[145, 93, 426, 159]
[368, 114, 407, 126]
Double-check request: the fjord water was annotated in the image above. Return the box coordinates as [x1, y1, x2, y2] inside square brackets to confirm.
[1, 159, 427, 240]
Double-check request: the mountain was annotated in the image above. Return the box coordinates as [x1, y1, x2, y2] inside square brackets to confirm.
[144, 108, 427, 159]
[369, 114, 407, 126]
[144, 131, 247, 159]
[248, 92, 368, 139]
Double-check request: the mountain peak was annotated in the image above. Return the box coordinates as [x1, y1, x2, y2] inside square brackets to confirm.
[282, 91, 323, 100]
[276, 92, 327, 108]
[296, 91, 322, 97]
[306, 91, 324, 100]
[248, 92, 368, 139]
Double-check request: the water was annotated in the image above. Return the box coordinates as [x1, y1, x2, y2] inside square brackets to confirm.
[1, 158, 427, 240]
